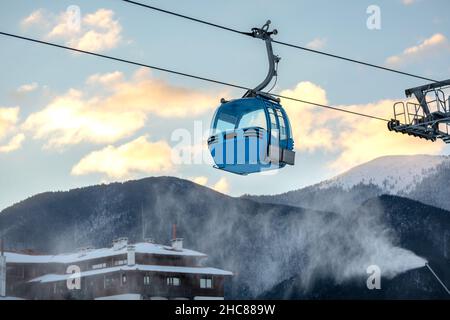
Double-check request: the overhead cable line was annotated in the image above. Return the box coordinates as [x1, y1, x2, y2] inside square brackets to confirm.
[120, 0, 438, 83]
[121, 0, 246, 36]
[271, 39, 438, 83]
[0, 31, 389, 122]
[426, 263, 450, 296]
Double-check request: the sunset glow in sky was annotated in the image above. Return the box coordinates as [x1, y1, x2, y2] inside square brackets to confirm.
[1, 0, 449, 210]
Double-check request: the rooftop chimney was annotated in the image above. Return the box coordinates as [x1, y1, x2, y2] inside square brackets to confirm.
[171, 224, 183, 251]
[172, 224, 177, 240]
[127, 245, 136, 266]
[171, 238, 183, 251]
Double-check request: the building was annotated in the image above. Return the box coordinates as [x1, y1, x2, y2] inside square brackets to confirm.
[0, 239, 5, 297]
[1, 237, 232, 300]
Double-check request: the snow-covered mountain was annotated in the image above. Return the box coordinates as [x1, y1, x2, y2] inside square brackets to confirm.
[248, 155, 450, 212]
[2, 177, 450, 299]
[320, 155, 450, 195]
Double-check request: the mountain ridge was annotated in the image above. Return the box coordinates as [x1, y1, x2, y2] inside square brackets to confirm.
[0, 175, 332, 298]
[246, 154, 450, 212]
[1, 155, 450, 299]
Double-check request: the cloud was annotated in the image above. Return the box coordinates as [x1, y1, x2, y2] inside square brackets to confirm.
[108, 68, 222, 118]
[213, 177, 230, 193]
[328, 99, 444, 171]
[0, 107, 20, 140]
[191, 176, 209, 186]
[189, 176, 230, 194]
[23, 69, 221, 148]
[68, 9, 122, 52]
[16, 82, 39, 94]
[0, 134, 25, 153]
[402, 0, 417, 5]
[86, 71, 124, 86]
[0, 107, 25, 153]
[386, 33, 450, 67]
[21, 9, 47, 28]
[306, 37, 327, 50]
[23, 88, 146, 148]
[71, 135, 173, 179]
[280, 82, 335, 152]
[279, 82, 444, 173]
[22, 8, 122, 52]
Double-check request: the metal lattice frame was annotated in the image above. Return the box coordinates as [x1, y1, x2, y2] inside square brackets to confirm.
[388, 79, 450, 143]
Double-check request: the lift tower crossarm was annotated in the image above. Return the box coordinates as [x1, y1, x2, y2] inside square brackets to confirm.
[405, 79, 450, 116]
[388, 78, 450, 144]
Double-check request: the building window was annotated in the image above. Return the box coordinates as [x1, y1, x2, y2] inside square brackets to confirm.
[167, 277, 180, 286]
[104, 276, 110, 289]
[200, 277, 213, 289]
[121, 273, 127, 285]
[92, 263, 106, 270]
[144, 275, 151, 286]
[114, 259, 127, 266]
[104, 275, 116, 289]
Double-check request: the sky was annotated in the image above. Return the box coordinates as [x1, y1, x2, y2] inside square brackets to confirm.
[0, 0, 449, 210]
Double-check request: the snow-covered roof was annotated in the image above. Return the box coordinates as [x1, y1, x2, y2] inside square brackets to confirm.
[4, 242, 206, 264]
[95, 294, 141, 300]
[0, 296, 25, 300]
[29, 264, 233, 283]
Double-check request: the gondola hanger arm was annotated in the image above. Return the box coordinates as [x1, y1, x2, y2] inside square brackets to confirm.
[243, 20, 280, 99]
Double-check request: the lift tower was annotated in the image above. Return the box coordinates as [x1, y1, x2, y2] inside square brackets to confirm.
[388, 79, 450, 143]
